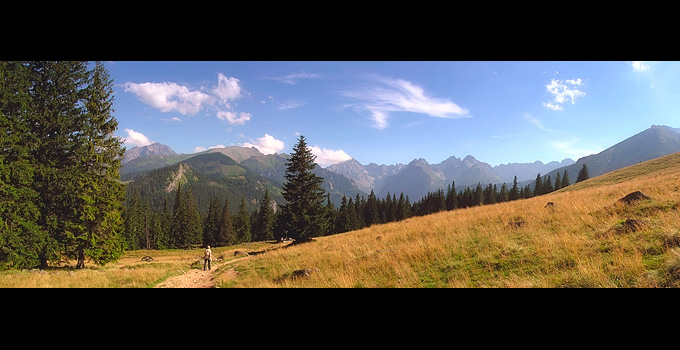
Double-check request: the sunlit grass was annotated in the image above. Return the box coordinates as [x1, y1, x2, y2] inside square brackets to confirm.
[222, 152, 680, 288]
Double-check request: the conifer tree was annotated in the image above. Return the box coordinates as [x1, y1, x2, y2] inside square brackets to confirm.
[499, 183, 509, 203]
[218, 194, 236, 246]
[554, 171, 562, 190]
[0, 61, 45, 270]
[576, 164, 590, 183]
[235, 196, 251, 243]
[446, 181, 458, 210]
[364, 190, 380, 227]
[544, 175, 554, 194]
[509, 175, 520, 201]
[254, 190, 275, 241]
[203, 196, 221, 246]
[474, 183, 484, 206]
[534, 173, 543, 196]
[562, 170, 570, 188]
[279, 135, 329, 242]
[335, 196, 351, 234]
[2, 61, 126, 269]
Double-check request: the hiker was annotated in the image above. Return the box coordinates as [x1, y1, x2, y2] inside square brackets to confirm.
[203, 245, 212, 271]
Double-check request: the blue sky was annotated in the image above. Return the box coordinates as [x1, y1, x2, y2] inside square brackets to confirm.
[108, 61, 680, 167]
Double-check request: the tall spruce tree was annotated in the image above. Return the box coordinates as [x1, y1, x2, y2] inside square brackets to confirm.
[217, 194, 236, 246]
[0, 61, 45, 270]
[576, 164, 590, 183]
[1, 61, 126, 269]
[279, 135, 328, 243]
[562, 170, 570, 188]
[254, 190, 275, 241]
[235, 196, 251, 243]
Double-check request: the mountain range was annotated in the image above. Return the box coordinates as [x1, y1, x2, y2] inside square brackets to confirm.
[121, 124, 680, 211]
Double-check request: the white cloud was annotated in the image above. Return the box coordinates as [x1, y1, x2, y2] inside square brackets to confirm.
[125, 73, 252, 125]
[631, 61, 650, 72]
[344, 76, 469, 129]
[212, 73, 242, 102]
[217, 111, 251, 125]
[194, 146, 207, 152]
[310, 146, 353, 167]
[542, 78, 585, 111]
[242, 134, 285, 155]
[123, 128, 152, 147]
[124, 81, 212, 115]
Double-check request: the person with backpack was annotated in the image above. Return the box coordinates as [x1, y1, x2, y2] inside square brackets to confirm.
[203, 246, 213, 271]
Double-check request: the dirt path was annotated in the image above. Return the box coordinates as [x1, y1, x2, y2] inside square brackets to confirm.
[154, 256, 249, 288]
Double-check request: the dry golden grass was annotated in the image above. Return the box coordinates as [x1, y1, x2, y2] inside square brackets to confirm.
[223, 152, 680, 288]
[0, 243, 272, 288]
[3, 152, 680, 288]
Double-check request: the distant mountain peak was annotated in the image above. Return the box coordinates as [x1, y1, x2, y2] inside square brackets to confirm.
[123, 142, 177, 164]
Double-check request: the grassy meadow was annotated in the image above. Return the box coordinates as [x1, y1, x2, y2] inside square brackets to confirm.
[3, 152, 680, 288]
[222, 152, 680, 288]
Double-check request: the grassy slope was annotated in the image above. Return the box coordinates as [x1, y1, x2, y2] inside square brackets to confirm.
[225, 152, 680, 287]
[3, 152, 679, 288]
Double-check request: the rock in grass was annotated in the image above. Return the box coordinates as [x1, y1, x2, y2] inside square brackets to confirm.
[292, 268, 320, 279]
[618, 191, 651, 204]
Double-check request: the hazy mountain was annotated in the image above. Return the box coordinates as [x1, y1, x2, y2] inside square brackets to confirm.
[122, 142, 177, 164]
[493, 158, 575, 183]
[536, 124, 680, 188]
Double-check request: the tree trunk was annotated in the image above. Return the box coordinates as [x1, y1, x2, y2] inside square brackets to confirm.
[76, 249, 85, 269]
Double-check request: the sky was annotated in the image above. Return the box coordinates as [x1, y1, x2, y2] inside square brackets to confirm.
[107, 61, 680, 167]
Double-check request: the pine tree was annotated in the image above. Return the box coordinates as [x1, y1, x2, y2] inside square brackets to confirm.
[364, 190, 380, 227]
[499, 183, 509, 203]
[554, 171, 562, 190]
[534, 173, 544, 196]
[446, 181, 457, 210]
[254, 190, 275, 241]
[576, 164, 590, 183]
[562, 170, 570, 188]
[2, 61, 126, 269]
[509, 176, 520, 201]
[235, 196, 251, 243]
[203, 196, 221, 246]
[217, 194, 236, 246]
[169, 185, 202, 249]
[544, 175, 554, 194]
[0, 61, 45, 270]
[279, 135, 329, 242]
[474, 183, 484, 206]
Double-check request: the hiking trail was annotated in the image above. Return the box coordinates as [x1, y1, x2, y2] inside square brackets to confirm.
[154, 256, 249, 288]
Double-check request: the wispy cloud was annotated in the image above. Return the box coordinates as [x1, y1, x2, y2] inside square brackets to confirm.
[551, 138, 603, 159]
[277, 100, 306, 111]
[542, 78, 585, 111]
[267, 71, 321, 85]
[523, 113, 559, 133]
[344, 76, 470, 129]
